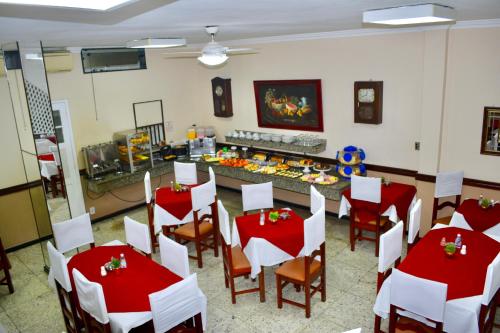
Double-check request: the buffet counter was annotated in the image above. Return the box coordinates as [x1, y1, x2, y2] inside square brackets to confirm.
[87, 158, 350, 202]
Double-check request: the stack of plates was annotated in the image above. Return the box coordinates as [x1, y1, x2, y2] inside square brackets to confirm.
[271, 134, 282, 142]
[282, 135, 295, 144]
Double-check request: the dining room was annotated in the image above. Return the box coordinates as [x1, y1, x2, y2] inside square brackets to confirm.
[0, 1, 499, 332]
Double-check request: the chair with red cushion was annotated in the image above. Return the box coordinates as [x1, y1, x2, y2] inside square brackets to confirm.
[0, 238, 13, 294]
[275, 205, 326, 318]
[218, 200, 265, 304]
[432, 171, 463, 226]
[173, 179, 219, 268]
[349, 175, 390, 257]
[374, 221, 404, 333]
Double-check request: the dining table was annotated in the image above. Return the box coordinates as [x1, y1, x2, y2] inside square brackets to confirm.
[373, 227, 500, 333]
[67, 245, 207, 333]
[338, 181, 417, 228]
[449, 199, 500, 241]
[38, 153, 59, 179]
[153, 184, 213, 234]
[231, 209, 305, 278]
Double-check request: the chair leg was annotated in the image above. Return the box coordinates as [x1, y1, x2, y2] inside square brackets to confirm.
[321, 268, 326, 302]
[294, 284, 301, 292]
[375, 229, 381, 257]
[304, 282, 311, 318]
[259, 268, 266, 303]
[4, 269, 13, 294]
[194, 313, 203, 333]
[223, 265, 229, 288]
[195, 239, 203, 268]
[276, 274, 283, 309]
[229, 276, 236, 304]
[374, 315, 382, 333]
[388, 305, 396, 333]
[350, 221, 355, 251]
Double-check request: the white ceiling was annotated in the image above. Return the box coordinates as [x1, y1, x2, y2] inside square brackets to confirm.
[1, 0, 500, 48]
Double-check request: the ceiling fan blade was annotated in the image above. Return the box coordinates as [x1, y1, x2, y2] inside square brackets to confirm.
[226, 48, 259, 55]
[162, 51, 201, 59]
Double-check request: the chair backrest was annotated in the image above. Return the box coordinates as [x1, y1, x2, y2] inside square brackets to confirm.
[217, 200, 231, 246]
[378, 221, 404, 273]
[390, 268, 447, 323]
[241, 182, 273, 213]
[159, 234, 190, 278]
[191, 179, 216, 212]
[351, 175, 381, 204]
[310, 185, 325, 215]
[49, 145, 61, 166]
[208, 166, 215, 182]
[52, 213, 95, 254]
[304, 206, 326, 256]
[435, 171, 463, 198]
[174, 161, 197, 185]
[408, 199, 422, 245]
[72, 268, 109, 325]
[47, 241, 71, 292]
[124, 216, 152, 255]
[482, 253, 500, 306]
[144, 171, 152, 204]
[149, 273, 201, 333]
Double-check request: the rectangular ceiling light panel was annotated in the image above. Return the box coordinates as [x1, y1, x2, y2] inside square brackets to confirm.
[126, 38, 186, 49]
[0, 0, 136, 11]
[363, 4, 456, 25]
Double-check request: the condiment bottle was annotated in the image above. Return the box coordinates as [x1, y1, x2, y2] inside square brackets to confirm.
[440, 237, 446, 246]
[460, 245, 467, 255]
[120, 253, 127, 268]
[454, 234, 462, 249]
[259, 209, 265, 226]
[100, 266, 107, 277]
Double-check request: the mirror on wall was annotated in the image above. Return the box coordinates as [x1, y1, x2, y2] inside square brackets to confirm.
[481, 107, 500, 155]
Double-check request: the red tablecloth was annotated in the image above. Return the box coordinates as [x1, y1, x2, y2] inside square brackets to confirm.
[38, 153, 55, 161]
[343, 182, 417, 224]
[457, 199, 500, 232]
[68, 245, 182, 313]
[235, 209, 304, 257]
[398, 227, 500, 300]
[155, 185, 197, 220]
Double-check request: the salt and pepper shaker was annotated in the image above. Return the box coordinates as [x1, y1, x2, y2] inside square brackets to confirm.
[259, 209, 265, 226]
[100, 266, 107, 277]
[440, 237, 446, 246]
[120, 253, 127, 268]
[460, 245, 467, 255]
[170, 181, 174, 191]
[454, 234, 462, 249]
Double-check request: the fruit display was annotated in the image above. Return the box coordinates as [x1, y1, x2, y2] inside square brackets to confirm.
[130, 132, 150, 145]
[276, 170, 303, 178]
[202, 154, 222, 163]
[252, 153, 267, 161]
[336, 145, 366, 179]
[219, 158, 248, 168]
[275, 163, 289, 171]
[300, 173, 339, 185]
[257, 166, 277, 175]
[244, 163, 260, 172]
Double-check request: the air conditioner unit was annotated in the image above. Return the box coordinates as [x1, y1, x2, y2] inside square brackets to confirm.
[81, 48, 147, 74]
[44, 51, 73, 73]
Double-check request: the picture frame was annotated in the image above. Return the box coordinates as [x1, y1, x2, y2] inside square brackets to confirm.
[253, 79, 324, 132]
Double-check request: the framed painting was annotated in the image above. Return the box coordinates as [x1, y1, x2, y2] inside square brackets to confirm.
[253, 79, 324, 132]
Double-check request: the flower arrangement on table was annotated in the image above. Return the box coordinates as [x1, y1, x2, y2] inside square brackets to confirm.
[105, 257, 121, 271]
[444, 243, 456, 257]
[478, 196, 496, 209]
[268, 210, 290, 224]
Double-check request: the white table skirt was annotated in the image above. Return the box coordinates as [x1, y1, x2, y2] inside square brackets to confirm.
[338, 195, 417, 223]
[373, 275, 482, 333]
[231, 219, 305, 278]
[39, 160, 58, 179]
[153, 204, 211, 234]
[449, 212, 500, 241]
[48, 240, 207, 333]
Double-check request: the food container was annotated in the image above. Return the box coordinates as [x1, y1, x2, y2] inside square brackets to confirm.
[282, 135, 295, 144]
[246, 132, 253, 140]
[241, 147, 249, 159]
[271, 134, 282, 142]
[336, 146, 366, 166]
[261, 133, 272, 141]
[196, 127, 205, 139]
[252, 133, 260, 141]
[187, 128, 196, 140]
[205, 126, 215, 137]
[230, 146, 239, 158]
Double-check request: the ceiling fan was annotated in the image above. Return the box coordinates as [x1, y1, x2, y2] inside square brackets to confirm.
[162, 26, 258, 66]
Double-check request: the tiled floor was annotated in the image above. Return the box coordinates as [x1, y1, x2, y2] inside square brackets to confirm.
[0, 187, 497, 333]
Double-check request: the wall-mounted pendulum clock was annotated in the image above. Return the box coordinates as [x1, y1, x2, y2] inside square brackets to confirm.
[212, 77, 233, 118]
[354, 81, 383, 124]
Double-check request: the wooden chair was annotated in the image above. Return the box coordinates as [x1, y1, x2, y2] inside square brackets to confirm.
[389, 269, 447, 333]
[0, 238, 13, 294]
[144, 171, 158, 253]
[173, 179, 219, 268]
[275, 206, 326, 318]
[241, 182, 273, 215]
[124, 216, 152, 258]
[407, 199, 422, 253]
[374, 221, 404, 333]
[72, 268, 111, 333]
[432, 171, 463, 226]
[47, 241, 82, 333]
[52, 213, 95, 255]
[479, 253, 499, 333]
[349, 175, 390, 257]
[218, 200, 265, 304]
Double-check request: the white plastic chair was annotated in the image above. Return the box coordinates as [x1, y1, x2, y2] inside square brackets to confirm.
[174, 161, 197, 185]
[241, 181, 273, 214]
[52, 213, 95, 254]
[159, 233, 190, 278]
[408, 199, 422, 250]
[149, 274, 203, 333]
[72, 268, 109, 327]
[124, 216, 152, 256]
[479, 253, 500, 331]
[310, 185, 325, 215]
[351, 175, 381, 203]
[390, 268, 447, 331]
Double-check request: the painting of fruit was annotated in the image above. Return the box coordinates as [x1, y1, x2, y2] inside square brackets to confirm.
[254, 80, 324, 132]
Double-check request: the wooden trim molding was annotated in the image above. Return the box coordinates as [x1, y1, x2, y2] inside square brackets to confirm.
[0, 180, 42, 196]
[416, 173, 500, 191]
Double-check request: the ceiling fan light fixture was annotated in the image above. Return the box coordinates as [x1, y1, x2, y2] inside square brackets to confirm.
[197, 53, 228, 66]
[363, 4, 456, 26]
[126, 38, 186, 49]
